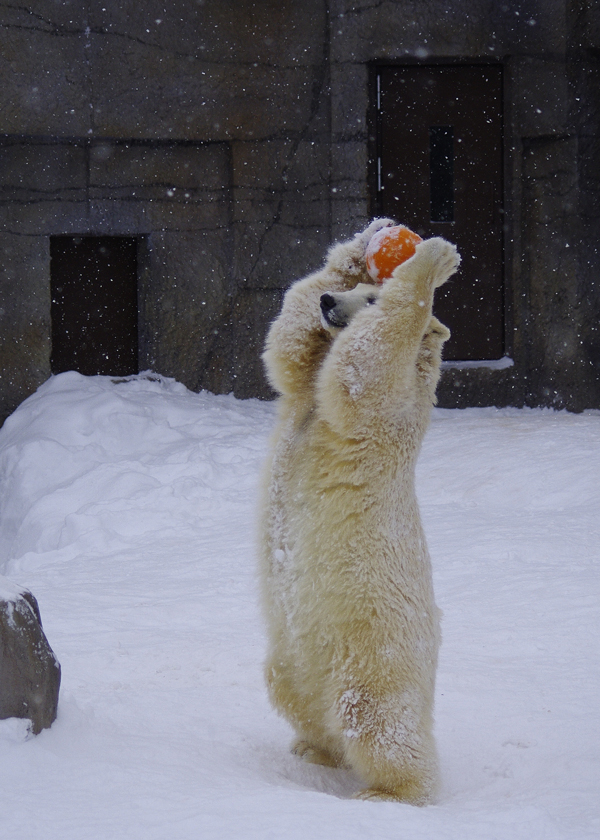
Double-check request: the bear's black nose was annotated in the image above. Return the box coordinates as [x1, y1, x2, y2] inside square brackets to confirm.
[320, 293, 336, 313]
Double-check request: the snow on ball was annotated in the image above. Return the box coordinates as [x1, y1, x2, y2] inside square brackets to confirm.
[365, 224, 423, 283]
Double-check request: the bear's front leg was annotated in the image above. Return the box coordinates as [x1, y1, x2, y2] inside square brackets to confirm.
[314, 237, 460, 435]
[262, 219, 395, 398]
[416, 315, 452, 401]
[384, 236, 461, 301]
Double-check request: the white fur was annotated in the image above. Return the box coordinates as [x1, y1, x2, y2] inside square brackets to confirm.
[320, 283, 379, 331]
[259, 220, 460, 804]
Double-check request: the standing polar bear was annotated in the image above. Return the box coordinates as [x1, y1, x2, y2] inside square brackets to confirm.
[259, 219, 460, 804]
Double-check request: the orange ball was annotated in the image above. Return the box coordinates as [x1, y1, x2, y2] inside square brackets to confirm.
[365, 224, 423, 283]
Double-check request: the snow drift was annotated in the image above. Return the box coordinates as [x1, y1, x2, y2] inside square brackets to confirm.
[0, 372, 598, 839]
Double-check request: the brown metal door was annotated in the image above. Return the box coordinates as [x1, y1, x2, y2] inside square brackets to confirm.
[50, 237, 139, 376]
[376, 65, 504, 360]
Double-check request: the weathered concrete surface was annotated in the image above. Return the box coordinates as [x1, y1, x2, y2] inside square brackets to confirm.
[0, 0, 598, 416]
[0, 577, 61, 735]
[329, 0, 600, 411]
[0, 231, 52, 424]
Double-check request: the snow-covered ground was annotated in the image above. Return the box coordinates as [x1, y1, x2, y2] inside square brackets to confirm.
[0, 372, 598, 840]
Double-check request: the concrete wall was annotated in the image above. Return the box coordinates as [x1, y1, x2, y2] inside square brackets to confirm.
[0, 0, 598, 420]
[327, 0, 599, 410]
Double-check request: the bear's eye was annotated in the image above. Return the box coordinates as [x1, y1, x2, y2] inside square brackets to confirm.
[366, 295, 377, 305]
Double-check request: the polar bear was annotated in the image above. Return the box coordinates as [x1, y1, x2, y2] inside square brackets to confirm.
[259, 219, 460, 804]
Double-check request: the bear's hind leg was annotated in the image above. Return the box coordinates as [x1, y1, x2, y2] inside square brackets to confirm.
[291, 738, 341, 767]
[337, 688, 439, 805]
[346, 729, 438, 805]
[353, 781, 430, 804]
[267, 659, 345, 768]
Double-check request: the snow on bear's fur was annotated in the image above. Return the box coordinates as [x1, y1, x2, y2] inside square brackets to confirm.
[259, 219, 460, 804]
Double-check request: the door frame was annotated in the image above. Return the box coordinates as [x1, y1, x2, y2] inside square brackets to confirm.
[367, 57, 513, 364]
[50, 234, 142, 377]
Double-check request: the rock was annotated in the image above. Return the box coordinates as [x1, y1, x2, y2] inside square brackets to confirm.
[0, 576, 61, 735]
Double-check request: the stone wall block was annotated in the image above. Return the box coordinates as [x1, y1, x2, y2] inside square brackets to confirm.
[86, 197, 229, 234]
[330, 200, 370, 245]
[0, 235, 51, 422]
[90, 43, 318, 141]
[330, 0, 480, 63]
[0, 578, 61, 735]
[141, 230, 234, 394]
[522, 135, 581, 407]
[84, 0, 328, 142]
[232, 138, 331, 289]
[89, 143, 230, 192]
[230, 289, 284, 400]
[330, 140, 368, 201]
[331, 63, 368, 139]
[287, 139, 331, 188]
[232, 140, 299, 195]
[279, 195, 330, 229]
[87, 0, 325, 68]
[489, 0, 566, 55]
[331, 0, 564, 62]
[88, 142, 232, 232]
[0, 202, 91, 238]
[233, 222, 331, 292]
[0, 6, 88, 136]
[0, 142, 87, 195]
[437, 365, 516, 409]
[511, 57, 569, 137]
[0, 142, 88, 237]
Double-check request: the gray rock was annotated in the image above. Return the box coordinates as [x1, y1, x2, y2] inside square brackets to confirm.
[0, 577, 61, 735]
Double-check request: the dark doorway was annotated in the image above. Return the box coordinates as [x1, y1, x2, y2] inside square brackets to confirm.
[374, 64, 504, 360]
[50, 236, 139, 377]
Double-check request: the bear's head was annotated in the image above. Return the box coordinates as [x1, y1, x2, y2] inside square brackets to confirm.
[320, 283, 380, 333]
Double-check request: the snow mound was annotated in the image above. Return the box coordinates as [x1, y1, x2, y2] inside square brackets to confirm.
[0, 372, 598, 839]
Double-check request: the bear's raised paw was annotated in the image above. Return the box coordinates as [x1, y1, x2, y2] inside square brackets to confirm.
[414, 237, 461, 288]
[355, 217, 396, 250]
